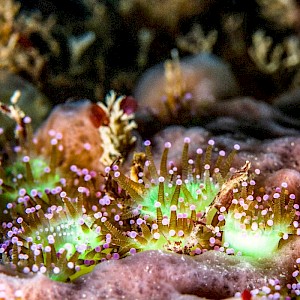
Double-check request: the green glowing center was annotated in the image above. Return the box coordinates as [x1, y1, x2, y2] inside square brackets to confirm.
[140, 180, 219, 219]
[223, 215, 282, 258]
[2, 157, 60, 204]
[35, 219, 102, 260]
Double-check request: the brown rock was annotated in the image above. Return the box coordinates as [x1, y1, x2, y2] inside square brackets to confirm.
[135, 53, 239, 123]
[264, 168, 300, 202]
[34, 99, 105, 172]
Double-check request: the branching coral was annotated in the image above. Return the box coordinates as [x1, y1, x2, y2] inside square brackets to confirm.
[68, 31, 96, 72]
[249, 31, 300, 74]
[176, 24, 218, 54]
[98, 91, 137, 166]
[0, 0, 59, 81]
[249, 31, 285, 74]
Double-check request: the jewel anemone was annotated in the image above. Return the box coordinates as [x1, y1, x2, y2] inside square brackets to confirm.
[221, 182, 299, 258]
[0, 107, 64, 221]
[1, 193, 117, 282]
[0, 154, 62, 217]
[0, 100, 119, 282]
[105, 138, 245, 255]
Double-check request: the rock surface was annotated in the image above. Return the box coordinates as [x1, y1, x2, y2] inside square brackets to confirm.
[135, 53, 239, 124]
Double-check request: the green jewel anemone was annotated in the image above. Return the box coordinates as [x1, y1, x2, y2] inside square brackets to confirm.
[221, 182, 298, 258]
[105, 138, 242, 255]
[2, 194, 117, 282]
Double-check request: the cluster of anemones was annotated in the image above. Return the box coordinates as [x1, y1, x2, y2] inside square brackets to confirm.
[0, 136, 127, 282]
[0, 139, 127, 282]
[0, 97, 120, 282]
[1, 92, 300, 289]
[104, 137, 300, 263]
[104, 138, 248, 255]
[2, 126, 300, 285]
